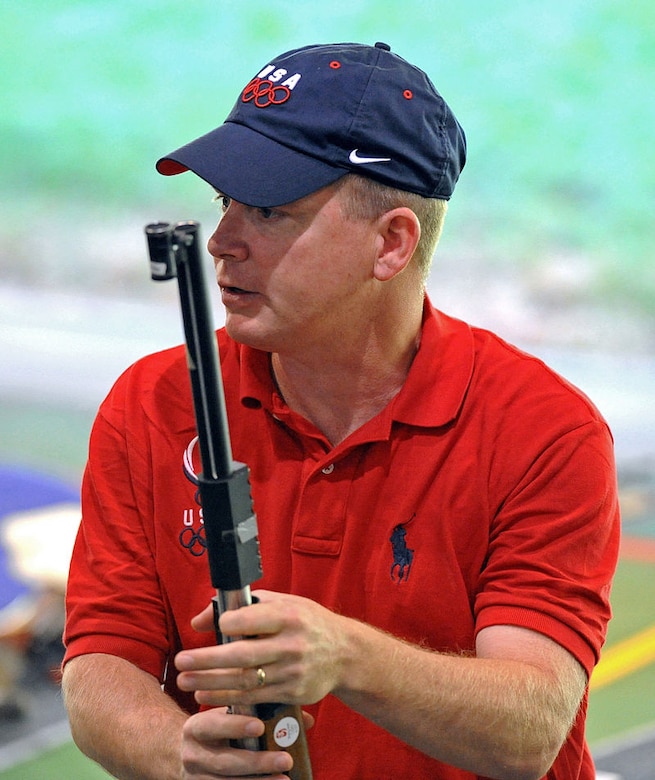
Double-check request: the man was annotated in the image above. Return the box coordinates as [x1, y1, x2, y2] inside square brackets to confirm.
[62, 42, 619, 779]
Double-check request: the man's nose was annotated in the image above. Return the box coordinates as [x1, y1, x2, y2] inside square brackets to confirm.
[207, 208, 248, 262]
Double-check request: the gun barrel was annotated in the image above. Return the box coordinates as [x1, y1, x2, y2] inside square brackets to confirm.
[144, 220, 313, 778]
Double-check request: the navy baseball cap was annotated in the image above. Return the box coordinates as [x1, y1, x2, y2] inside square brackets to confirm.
[156, 42, 466, 207]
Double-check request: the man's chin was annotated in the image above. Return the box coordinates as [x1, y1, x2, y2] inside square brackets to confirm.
[224, 317, 278, 353]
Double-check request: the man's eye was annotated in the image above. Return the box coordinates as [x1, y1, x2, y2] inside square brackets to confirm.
[258, 207, 274, 219]
[213, 194, 231, 212]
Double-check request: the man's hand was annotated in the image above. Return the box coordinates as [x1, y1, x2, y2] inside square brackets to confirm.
[175, 590, 349, 709]
[180, 707, 294, 778]
[175, 590, 587, 780]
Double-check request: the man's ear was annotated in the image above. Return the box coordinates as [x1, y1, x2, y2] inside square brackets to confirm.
[373, 207, 421, 282]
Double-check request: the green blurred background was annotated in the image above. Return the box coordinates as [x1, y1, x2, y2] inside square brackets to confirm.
[2, 0, 654, 317]
[1, 0, 654, 776]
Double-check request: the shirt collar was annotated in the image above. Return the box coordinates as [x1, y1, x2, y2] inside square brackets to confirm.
[236, 295, 475, 431]
[391, 297, 474, 428]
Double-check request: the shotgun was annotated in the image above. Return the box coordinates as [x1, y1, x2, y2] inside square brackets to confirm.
[145, 220, 313, 779]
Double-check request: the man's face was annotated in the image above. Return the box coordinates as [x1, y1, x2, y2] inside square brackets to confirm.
[207, 181, 380, 355]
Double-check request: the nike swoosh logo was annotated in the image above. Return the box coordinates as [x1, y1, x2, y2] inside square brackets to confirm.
[348, 149, 392, 165]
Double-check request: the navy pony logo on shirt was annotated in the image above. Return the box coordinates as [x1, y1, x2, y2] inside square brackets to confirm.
[390, 515, 415, 583]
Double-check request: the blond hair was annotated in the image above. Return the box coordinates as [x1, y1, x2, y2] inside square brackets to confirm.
[338, 174, 448, 281]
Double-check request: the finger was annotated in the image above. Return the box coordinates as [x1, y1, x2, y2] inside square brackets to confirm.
[190, 602, 215, 632]
[190, 668, 271, 707]
[301, 709, 315, 730]
[183, 711, 293, 778]
[193, 673, 310, 711]
[176, 638, 279, 673]
[182, 729, 293, 778]
[218, 608, 275, 640]
[183, 750, 293, 780]
[178, 665, 264, 695]
[185, 705, 315, 740]
[183, 707, 263, 744]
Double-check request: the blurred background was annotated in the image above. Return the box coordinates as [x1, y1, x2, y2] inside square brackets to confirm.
[0, 1, 653, 777]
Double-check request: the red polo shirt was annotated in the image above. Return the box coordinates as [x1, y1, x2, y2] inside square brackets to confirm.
[64, 300, 619, 779]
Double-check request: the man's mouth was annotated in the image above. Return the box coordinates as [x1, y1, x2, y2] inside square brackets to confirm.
[222, 285, 250, 294]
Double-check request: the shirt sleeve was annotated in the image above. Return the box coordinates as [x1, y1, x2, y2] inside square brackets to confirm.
[63, 365, 172, 681]
[474, 419, 620, 677]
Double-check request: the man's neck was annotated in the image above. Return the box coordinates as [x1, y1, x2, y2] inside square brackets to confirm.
[270, 305, 423, 446]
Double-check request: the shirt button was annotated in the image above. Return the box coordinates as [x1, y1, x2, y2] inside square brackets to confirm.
[321, 464, 335, 475]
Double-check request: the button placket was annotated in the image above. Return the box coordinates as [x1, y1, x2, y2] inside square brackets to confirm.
[291, 452, 360, 556]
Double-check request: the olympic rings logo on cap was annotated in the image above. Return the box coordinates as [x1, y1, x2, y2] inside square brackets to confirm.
[242, 77, 292, 108]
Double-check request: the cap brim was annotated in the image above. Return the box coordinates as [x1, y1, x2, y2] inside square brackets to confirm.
[156, 122, 347, 208]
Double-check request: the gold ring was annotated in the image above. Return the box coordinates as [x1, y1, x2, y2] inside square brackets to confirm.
[256, 667, 266, 688]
